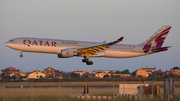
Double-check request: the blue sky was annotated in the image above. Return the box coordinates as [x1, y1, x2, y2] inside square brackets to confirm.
[0, 0, 180, 73]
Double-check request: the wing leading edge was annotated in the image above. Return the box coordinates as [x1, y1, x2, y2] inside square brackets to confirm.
[75, 37, 124, 56]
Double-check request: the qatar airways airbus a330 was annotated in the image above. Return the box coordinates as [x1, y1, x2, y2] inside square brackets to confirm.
[5, 26, 172, 65]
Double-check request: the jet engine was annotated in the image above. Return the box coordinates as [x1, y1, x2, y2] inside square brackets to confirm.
[57, 49, 79, 58]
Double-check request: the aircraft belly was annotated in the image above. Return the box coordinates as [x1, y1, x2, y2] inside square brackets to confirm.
[104, 50, 147, 58]
[35, 46, 62, 54]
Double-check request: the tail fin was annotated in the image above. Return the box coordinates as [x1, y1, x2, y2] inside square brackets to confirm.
[139, 26, 171, 53]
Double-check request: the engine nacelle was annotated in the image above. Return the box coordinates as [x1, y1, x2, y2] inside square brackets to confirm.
[58, 49, 78, 58]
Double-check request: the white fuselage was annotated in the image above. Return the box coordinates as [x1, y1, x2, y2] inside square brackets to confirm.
[5, 37, 151, 58]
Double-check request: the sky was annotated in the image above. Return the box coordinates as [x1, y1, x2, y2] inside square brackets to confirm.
[0, 0, 180, 73]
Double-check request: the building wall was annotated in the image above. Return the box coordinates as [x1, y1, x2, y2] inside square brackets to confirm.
[73, 70, 86, 77]
[28, 71, 46, 79]
[95, 73, 111, 78]
[105, 70, 118, 74]
[44, 70, 55, 77]
[113, 74, 131, 77]
[119, 84, 149, 95]
[136, 69, 147, 77]
[55, 73, 71, 79]
[44, 67, 55, 77]
[146, 72, 152, 76]
[170, 69, 180, 75]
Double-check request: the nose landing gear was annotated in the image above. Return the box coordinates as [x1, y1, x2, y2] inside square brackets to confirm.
[20, 51, 23, 58]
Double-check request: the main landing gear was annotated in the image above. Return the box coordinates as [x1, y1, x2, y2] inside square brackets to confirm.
[20, 51, 23, 58]
[82, 56, 93, 65]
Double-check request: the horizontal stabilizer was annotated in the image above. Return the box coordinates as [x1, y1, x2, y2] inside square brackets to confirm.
[151, 46, 172, 53]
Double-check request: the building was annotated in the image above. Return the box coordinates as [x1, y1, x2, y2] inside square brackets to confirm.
[20, 72, 29, 76]
[73, 69, 86, 77]
[170, 69, 180, 75]
[28, 70, 46, 79]
[1, 67, 20, 79]
[152, 70, 165, 75]
[55, 73, 72, 79]
[136, 67, 157, 77]
[165, 71, 171, 76]
[165, 69, 180, 76]
[89, 70, 104, 74]
[82, 73, 95, 78]
[142, 67, 156, 71]
[113, 74, 131, 77]
[142, 67, 156, 76]
[44, 67, 55, 77]
[20, 72, 27, 77]
[105, 70, 119, 74]
[95, 73, 111, 78]
[136, 69, 147, 77]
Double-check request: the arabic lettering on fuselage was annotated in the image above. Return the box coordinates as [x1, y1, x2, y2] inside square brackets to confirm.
[62, 41, 77, 44]
[23, 40, 56, 47]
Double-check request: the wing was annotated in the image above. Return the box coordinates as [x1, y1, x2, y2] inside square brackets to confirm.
[75, 37, 124, 56]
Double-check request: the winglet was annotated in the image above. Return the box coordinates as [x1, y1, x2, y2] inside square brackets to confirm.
[117, 37, 124, 42]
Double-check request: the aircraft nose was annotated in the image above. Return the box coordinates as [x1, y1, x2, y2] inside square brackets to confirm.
[5, 42, 10, 47]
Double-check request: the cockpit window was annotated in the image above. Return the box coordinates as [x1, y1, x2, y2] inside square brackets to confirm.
[9, 40, 14, 42]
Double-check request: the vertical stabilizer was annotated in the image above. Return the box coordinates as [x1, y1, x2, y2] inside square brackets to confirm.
[139, 26, 171, 53]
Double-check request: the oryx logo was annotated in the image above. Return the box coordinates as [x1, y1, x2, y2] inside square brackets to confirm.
[143, 27, 171, 53]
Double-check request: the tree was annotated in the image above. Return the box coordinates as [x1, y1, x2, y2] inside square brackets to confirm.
[71, 73, 80, 78]
[171, 66, 180, 70]
[115, 71, 121, 74]
[120, 69, 130, 74]
[123, 69, 130, 74]
[132, 71, 137, 77]
[55, 70, 64, 73]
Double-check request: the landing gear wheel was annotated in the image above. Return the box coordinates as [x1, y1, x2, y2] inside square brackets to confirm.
[86, 61, 93, 65]
[89, 61, 93, 65]
[20, 54, 23, 58]
[86, 61, 90, 65]
[82, 59, 88, 63]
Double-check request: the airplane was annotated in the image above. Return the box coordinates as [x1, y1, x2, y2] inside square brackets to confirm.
[5, 26, 172, 65]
